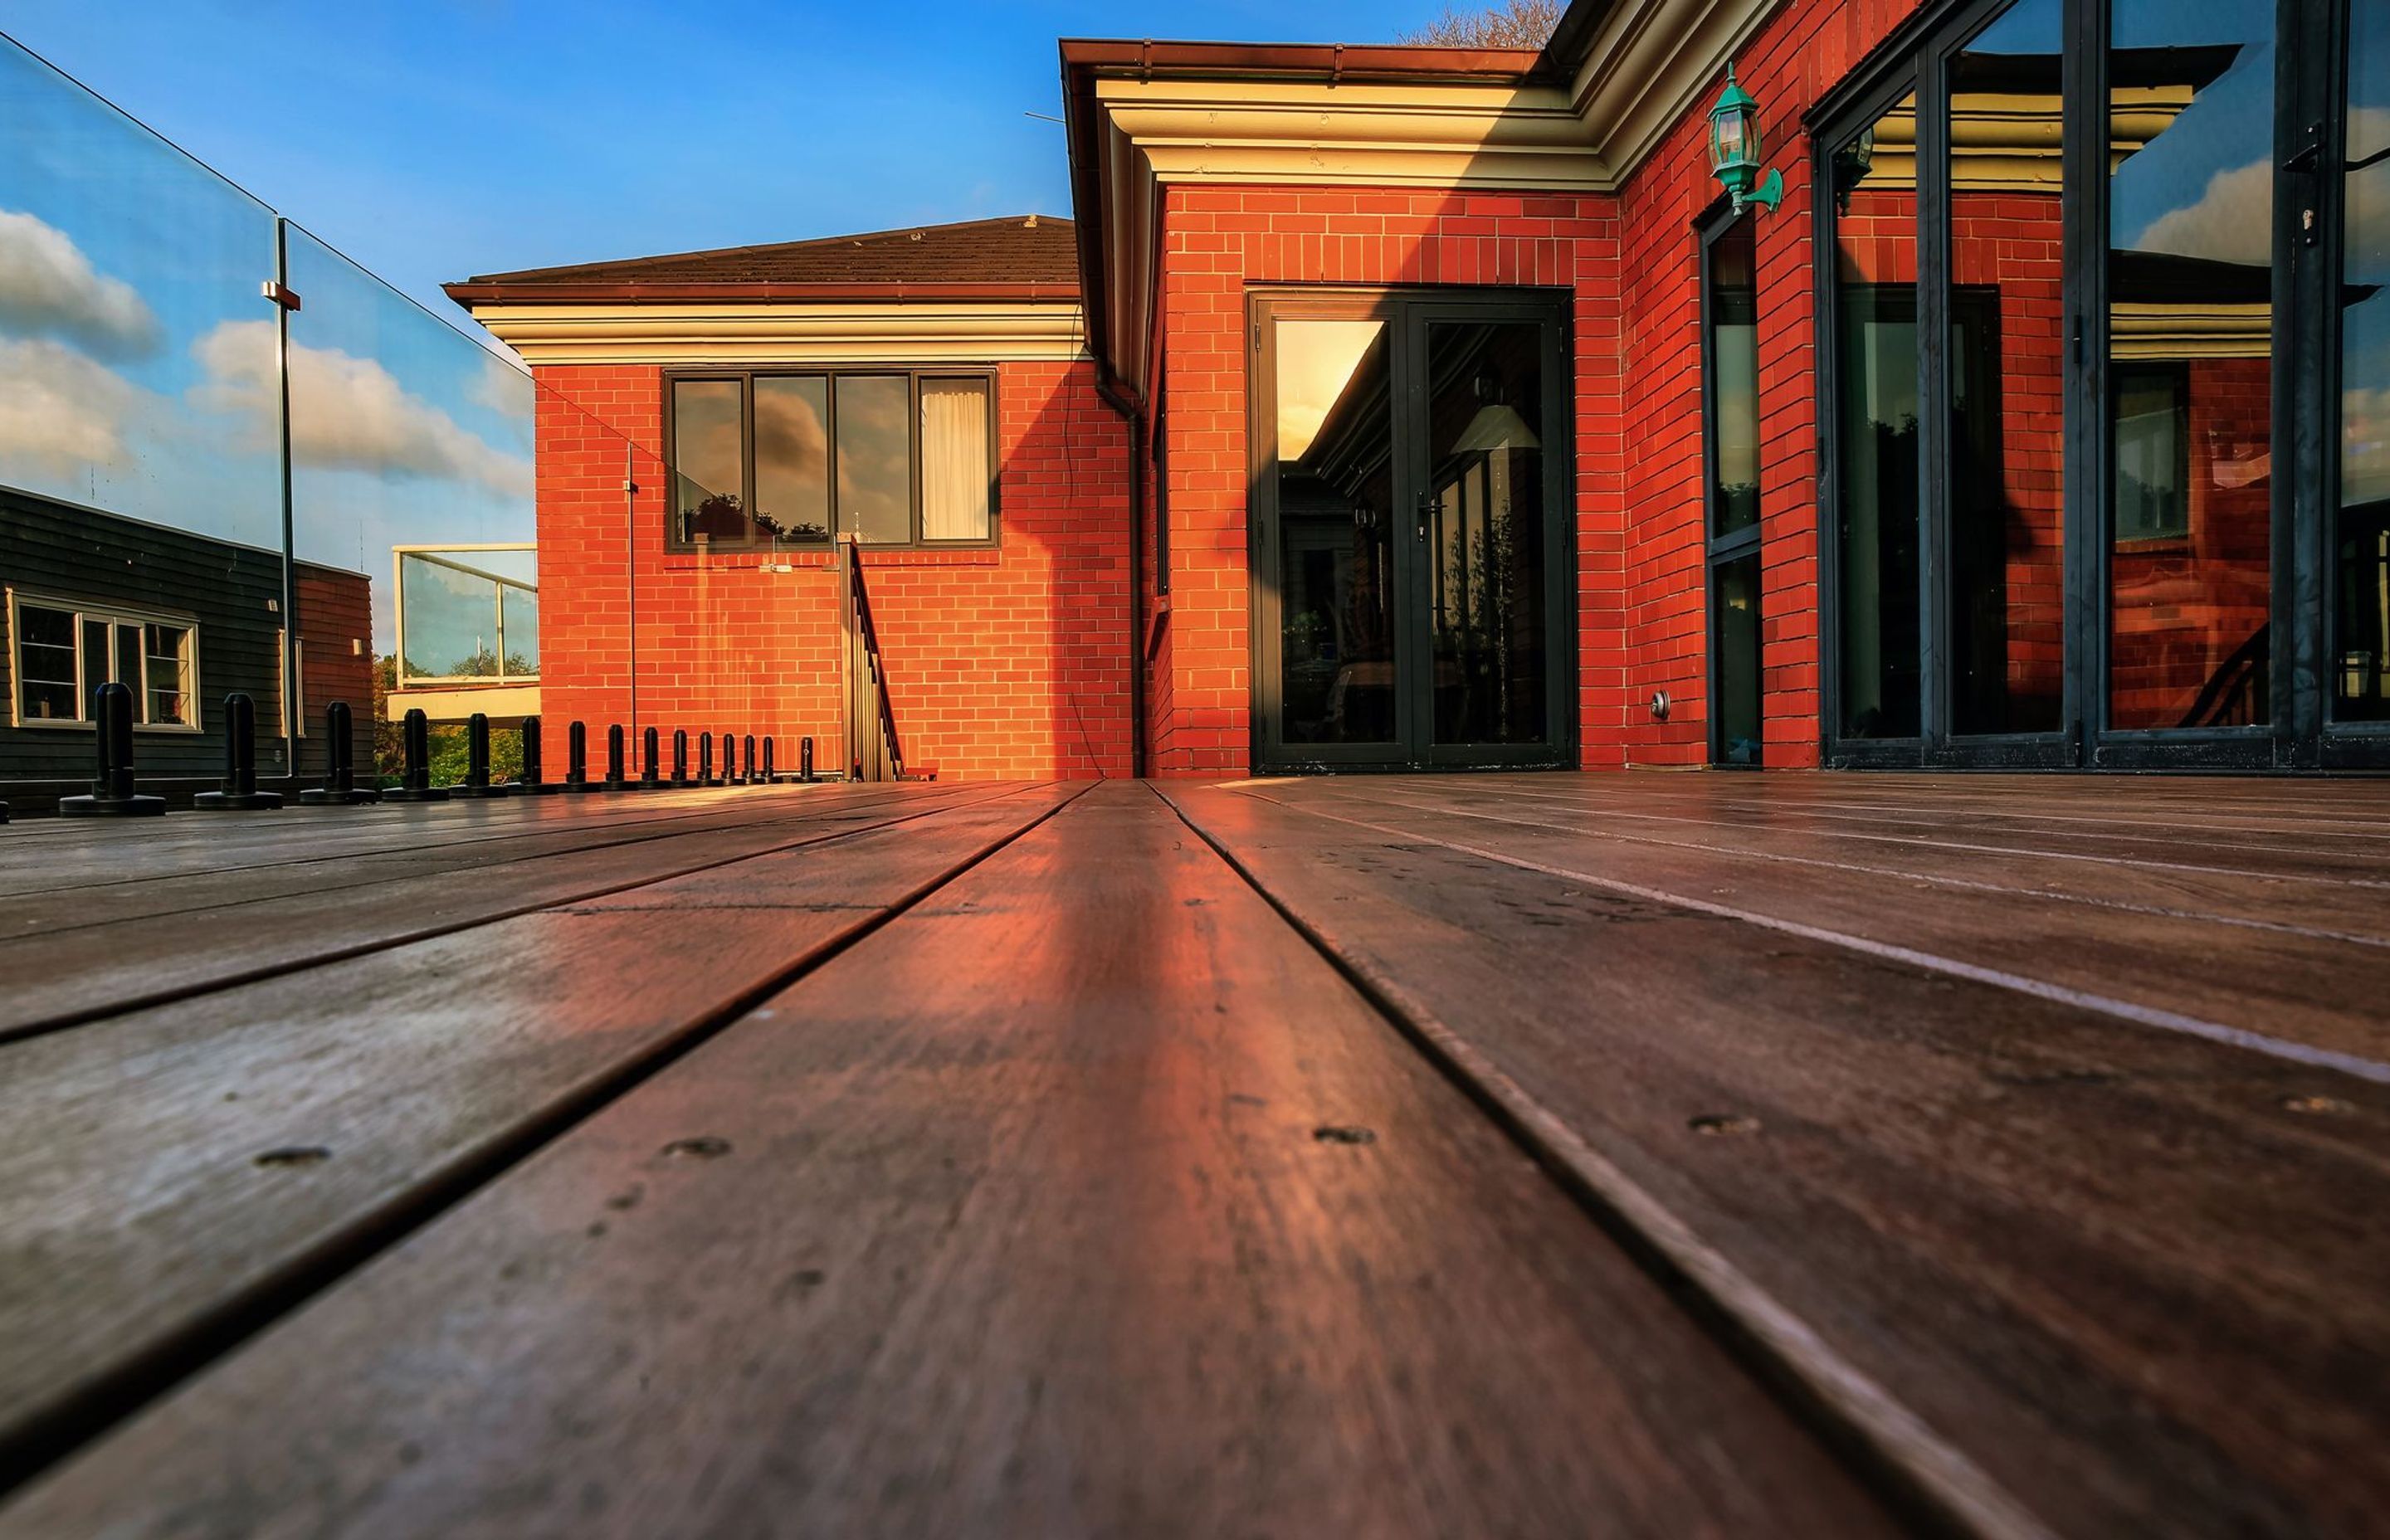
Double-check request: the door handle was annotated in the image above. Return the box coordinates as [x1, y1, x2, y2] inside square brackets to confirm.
[1416, 490, 1434, 543]
[2284, 120, 2324, 247]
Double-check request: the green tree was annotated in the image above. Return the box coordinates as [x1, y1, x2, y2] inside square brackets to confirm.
[371, 654, 403, 787]
[426, 724, 524, 787]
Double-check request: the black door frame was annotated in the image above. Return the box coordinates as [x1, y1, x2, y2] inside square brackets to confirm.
[1246, 285, 1577, 772]
[1807, 0, 2388, 771]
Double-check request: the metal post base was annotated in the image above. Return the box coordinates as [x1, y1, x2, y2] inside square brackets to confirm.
[194, 790, 285, 811]
[60, 793, 166, 816]
[297, 787, 381, 806]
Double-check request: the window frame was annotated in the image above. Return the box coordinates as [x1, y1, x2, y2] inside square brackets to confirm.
[1700, 197, 1767, 768]
[661, 366, 1001, 553]
[2110, 362, 2192, 544]
[6, 587, 202, 732]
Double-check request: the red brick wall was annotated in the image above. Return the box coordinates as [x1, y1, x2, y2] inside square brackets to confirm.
[531, 358, 1134, 781]
[294, 562, 373, 777]
[1154, 186, 1624, 775]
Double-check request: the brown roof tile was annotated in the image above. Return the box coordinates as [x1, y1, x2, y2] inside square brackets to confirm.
[451, 215, 1077, 295]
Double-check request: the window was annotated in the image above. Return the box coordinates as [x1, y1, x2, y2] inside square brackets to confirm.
[1828, 92, 1924, 743]
[1706, 214, 1761, 539]
[1704, 207, 1765, 766]
[144, 622, 194, 726]
[7, 592, 198, 729]
[2113, 365, 2189, 541]
[666, 370, 997, 549]
[16, 602, 77, 722]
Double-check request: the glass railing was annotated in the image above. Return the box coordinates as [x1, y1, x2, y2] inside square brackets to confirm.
[0, 32, 545, 791]
[2, 29, 783, 795]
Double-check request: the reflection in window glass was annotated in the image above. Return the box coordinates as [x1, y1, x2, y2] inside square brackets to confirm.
[115, 625, 140, 707]
[671, 378, 746, 543]
[1832, 94, 1923, 738]
[754, 376, 830, 543]
[1708, 217, 1760, 538]
[1947, 0, 2065, 735]
[2106, 0, 2275, 729]
[2114, 368, 2188, 538]
[144, 622, 191, 727]
[501, 583, 540, 675]
[2337, 0, 2390, 720]
[1715, 554, 1763, 764]
[920, 379, 993, 541]
[1275, 319, 1396, 746]
[836, 376, 913, 544]
[15, 604, 78, 721]
[1427, 321, 1548, 745]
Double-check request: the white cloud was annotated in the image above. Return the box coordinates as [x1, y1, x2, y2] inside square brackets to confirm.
[2135, 158, 2272, 266]
[2346, 384, 2390, 508]
[0, 208, 163, 361]
[191, 319, 533, 497]
[2136, 110, 2390, 270]
[466, 348, 533, 417]
[0, 335, 142, 476]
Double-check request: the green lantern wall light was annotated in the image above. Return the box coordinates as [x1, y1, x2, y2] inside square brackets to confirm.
[1709, 63, 1783, 214]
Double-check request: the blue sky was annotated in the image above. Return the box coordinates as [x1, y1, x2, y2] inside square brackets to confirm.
[1, 2, 1432, 318]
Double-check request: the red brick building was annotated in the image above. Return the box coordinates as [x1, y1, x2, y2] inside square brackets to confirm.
[451, 0, 2390, 777]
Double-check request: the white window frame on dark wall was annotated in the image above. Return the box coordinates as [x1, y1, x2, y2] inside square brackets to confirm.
[5, 588, 202, 732]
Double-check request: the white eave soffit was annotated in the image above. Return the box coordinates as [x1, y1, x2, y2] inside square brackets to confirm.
[1086, 0, 1778, 197]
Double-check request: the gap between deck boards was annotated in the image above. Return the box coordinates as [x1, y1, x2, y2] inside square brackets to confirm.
[0, 783, 1015, 1045]
[0, 783, 1090, 1497]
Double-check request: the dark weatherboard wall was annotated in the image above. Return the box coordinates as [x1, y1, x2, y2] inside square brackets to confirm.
[2, 485, 370, 794]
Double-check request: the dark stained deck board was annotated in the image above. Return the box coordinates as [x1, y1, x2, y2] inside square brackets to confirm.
[0, 782, 917, 901]
[0, 785, 1080, 1476]
[1437, 772, 2390, 875]
[2, 783, 958, 938]
[1471, 782, 2390, 874]
[1339, 777, 2390, 930]
[1165, 780, 2390, 1540]
[0, 782, 1906, 1540]
[1505, 778, 2390, 854]
[0, 785, 994, 1041]
[1418, 776, 2390, 888]
[1267, 779, 2390, 1063]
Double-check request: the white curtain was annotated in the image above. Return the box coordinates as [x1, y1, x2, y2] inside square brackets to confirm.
[919, 379, 992, 541]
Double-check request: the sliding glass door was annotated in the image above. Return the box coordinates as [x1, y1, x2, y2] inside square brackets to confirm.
[1250, 288, 1572, 771]
[1817, 0, 2388, 768]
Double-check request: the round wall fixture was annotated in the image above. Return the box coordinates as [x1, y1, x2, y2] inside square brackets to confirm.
[1650, 690, 1671, 720]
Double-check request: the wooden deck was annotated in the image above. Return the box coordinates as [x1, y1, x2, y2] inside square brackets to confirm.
[0, 772, 2383, 1538]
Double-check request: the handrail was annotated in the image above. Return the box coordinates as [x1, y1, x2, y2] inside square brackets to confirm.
[2178, 621, 2269, 729]
[838, 538, 905, 781]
